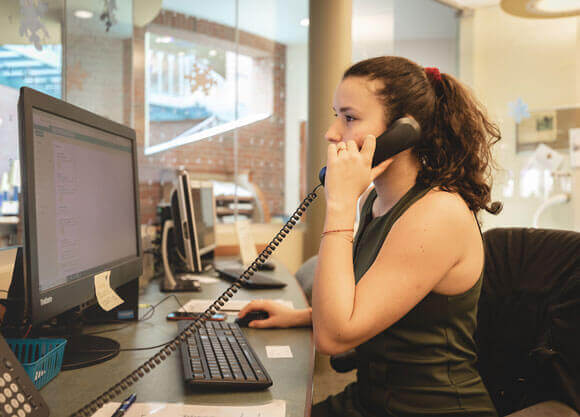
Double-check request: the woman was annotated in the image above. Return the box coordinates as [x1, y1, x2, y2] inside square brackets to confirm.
[238, 56, 501, 416]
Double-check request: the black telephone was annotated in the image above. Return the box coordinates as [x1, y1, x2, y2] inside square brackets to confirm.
[0, 336, 50, 416]
[70, 117, 422, 417]
[318, 117, 422, 185]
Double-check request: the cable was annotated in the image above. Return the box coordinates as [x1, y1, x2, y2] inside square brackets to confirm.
[66, 340, 175, 354]
[69, 185, 322, 417]
[140, 294, 184, 322]
[84, 295, 184, 336]
[23, 324, 32, 338]
[84, 323, 132, 336]
[120, 341, 174, 352]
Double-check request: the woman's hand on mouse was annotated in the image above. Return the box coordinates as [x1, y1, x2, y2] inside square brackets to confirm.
[237, 300, 312, 328]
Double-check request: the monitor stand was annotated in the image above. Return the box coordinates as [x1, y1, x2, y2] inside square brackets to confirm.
[160, 220, 201, 292]
[15, 309, 121, 371]
[61, 334, 120, 370]
[2, 248, 127, 370]
[161, 273, 201, 292]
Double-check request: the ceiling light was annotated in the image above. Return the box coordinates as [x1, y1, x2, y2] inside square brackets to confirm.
[531, 0, 580, 13]
[501, 0, 580, 17]
[74, 10, 93, 19]
[300, 18, 309, 27]
[209, 50, 217, 57]
[155, 36, 173, 44]
[0, 117, 3, 127]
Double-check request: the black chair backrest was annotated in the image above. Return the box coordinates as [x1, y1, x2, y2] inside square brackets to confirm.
[477, 227, 580, 415]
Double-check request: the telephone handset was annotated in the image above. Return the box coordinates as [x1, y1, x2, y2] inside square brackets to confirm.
[70, 117, 421, 417]
[0, 336, 50, 416]
[318, 117, 422, 185]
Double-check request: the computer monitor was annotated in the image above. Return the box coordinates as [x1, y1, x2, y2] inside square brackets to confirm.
[160, 170, 203, 292]
[13, 87, 142, 366]
[160, 175, 216, 291]
[171, 170, 199, 273]
[190, 180, 216, 271]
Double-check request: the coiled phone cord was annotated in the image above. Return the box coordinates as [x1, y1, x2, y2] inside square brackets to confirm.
[70, 184, 323, 417]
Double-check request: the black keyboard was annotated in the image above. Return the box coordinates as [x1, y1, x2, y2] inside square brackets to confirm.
[178, 320, 273, 390]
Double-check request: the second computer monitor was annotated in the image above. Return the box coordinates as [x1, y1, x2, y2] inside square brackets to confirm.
[190, 180, 216, 271]
[171, 173, 216, 273]
[173, 171, 198, 272]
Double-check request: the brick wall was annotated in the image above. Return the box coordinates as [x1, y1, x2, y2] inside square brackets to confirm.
[135, 10, 286, 224]
[65, 34, 127, 125]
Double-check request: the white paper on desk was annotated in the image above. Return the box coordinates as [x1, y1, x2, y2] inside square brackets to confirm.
[94, 270, 124, 311]
[235, 220, 259, 267]
[179, 299, 294, 313]
[91, 400, 286, 417]
[266, 345, 293, 358]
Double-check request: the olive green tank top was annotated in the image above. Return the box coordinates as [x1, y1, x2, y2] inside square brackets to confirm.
[324, 182, 497, 417]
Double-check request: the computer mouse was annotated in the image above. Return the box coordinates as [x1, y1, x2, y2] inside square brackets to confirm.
[235, 310, 269, 327]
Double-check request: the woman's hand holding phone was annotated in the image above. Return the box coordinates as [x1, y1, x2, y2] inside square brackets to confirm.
[237, 300, 312, 328]
[325, 135, 393, 212]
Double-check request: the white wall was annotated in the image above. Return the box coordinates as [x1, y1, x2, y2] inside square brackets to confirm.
[352, 0, 394, 62]
[460, 7, 578, 231]
[284, 43, 308, 214]
[393, 0, 458, 74]
[394, 38, 458, 76]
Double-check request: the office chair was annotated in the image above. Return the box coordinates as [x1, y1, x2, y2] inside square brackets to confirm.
[476, 227, 579, 416]
[295, 255, 317, 305]
[329, 227, 580, 417]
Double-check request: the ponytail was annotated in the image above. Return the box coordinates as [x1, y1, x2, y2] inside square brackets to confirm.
[344, 56, 502, 215]
[420, 71, 502, 214]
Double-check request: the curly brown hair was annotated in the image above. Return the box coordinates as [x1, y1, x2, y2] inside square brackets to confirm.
[344, 56, 502, 215]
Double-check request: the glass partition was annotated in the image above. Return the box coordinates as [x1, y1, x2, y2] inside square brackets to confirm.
[0, 0, 310, 272]
[64, 0, 133, 125]
[139, 0, 309, 227]
[0, 0, 64, 248]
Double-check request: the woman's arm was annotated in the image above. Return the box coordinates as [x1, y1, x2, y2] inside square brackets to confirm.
[312, 190, 466, 355]
[237, 299, 312, 328]
[236, 187, 375, 330]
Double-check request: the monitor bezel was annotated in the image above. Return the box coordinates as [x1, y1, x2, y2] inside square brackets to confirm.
[18, 87, 142, 325]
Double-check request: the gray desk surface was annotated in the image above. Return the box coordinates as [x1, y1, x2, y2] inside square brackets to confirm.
[43, 261, 314, 417]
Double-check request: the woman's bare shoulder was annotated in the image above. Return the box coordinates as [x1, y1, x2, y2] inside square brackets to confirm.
[421, 188, 472, 218]
[397, 187, 474, 235]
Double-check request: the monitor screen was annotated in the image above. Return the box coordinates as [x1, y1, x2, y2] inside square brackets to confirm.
[32, 109, 138, 293]
[190, 183, 216, 255]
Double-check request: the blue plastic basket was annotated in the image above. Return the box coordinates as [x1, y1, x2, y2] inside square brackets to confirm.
[6, 338, 67, 389]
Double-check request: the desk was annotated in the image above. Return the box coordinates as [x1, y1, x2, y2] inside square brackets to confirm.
[42, 261, 314, 416]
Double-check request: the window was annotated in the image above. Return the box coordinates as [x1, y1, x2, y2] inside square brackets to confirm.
[145, 30, 274, 154]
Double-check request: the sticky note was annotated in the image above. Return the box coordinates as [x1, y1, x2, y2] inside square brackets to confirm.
[94, 270, 124, 311]
[266, 345, 293, 359]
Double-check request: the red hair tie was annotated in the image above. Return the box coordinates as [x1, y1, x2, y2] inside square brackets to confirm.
[424, 67, 442, 84]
